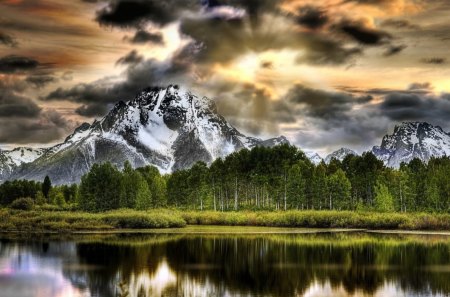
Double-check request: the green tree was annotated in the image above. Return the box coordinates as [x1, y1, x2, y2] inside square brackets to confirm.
[287, 162, 307, 210]
[327, 169, 351, 210]
[79, 163, 123, 212]
[138, 165, 168, 208]
[312, 164, 328, 210]
[55, 192, 66, 207]
[374, 180, 395, 212]
[135, 175, 152, 210]
[42, 175, 52, 200]
[35, 191, 46, 206]
[121, 161, 139, 209]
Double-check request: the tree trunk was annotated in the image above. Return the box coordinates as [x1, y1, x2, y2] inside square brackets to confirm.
[234, 176, 238, 211]
[213, 179, 216, 212]
[284, 172, 287, 211]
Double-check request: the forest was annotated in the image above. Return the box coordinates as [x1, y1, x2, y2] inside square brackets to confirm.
[0, 144, 448, 214]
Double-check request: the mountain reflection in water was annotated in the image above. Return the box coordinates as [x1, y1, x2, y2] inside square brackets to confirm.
[0, 232, 448, 297]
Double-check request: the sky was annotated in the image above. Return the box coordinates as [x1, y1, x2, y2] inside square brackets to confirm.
[1, 0, 450, 155]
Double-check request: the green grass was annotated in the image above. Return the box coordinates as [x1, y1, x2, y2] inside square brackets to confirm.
[0, 208, 448, 232]
[0, 209, 186, 232]
[180, 210, 450, 230]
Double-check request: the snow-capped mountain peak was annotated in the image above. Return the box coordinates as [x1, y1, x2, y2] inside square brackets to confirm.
[372, 122, 450, 168]
[0, 147, 46, 181]
[325, 148, 357, 164]
[305, 151, 323, 165]
[6, 85, 289, 184]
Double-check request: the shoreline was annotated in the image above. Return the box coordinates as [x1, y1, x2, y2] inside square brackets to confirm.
[0, 225, 449, 236]
[1, 209, 449, 234]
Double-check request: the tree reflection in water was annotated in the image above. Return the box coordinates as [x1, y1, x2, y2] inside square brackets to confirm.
[0, 232, 449, 297]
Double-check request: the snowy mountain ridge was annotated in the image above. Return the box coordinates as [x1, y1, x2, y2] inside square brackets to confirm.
[325, 148, 358, 164]
[1, 85, 449, 184]
[5, 85, 289, 184]
[372, 122, 450, 168]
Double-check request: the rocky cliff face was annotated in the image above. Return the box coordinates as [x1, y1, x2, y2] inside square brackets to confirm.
[8, 85, 289, 184]
[372, 122, 450, 168]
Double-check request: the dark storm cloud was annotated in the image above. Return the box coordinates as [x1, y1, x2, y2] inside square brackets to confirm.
[25, 75, 58, 88]
[279, 84, 372, 120]
[273, 84, 386, 151]
[294, 84, 450, 150]
[44, 57, 189, 117]
[0, 55, 40, 74]
[295, 6, 329, 30]
[0, 90, 41, 118]
[127, 30, 164, 44]
[379, 93, 450, 126]
[116, 50, 144, 65]
[383, 45, 407, 56]
[0, 110, 75, 144]
[421, 57, 446, 64]
[0, 79, 75, 143]
[209, 0, 282, 27]
[337, 20, 391, 45]
[0, 31, 18, 47]
[96, 0, 198, 27]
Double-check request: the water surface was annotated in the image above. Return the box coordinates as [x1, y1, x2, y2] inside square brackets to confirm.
[0, 230, 449, 297]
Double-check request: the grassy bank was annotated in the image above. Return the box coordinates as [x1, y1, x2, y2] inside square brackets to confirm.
[0, 209, 449, 232]
[0, 209, 186, 232]
[181, 210, 450, 231]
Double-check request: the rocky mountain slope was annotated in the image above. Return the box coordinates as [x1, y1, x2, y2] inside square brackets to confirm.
[325, 148, 357, 164]
[7, 85, 289, 184]
[372, 122, 450, 168]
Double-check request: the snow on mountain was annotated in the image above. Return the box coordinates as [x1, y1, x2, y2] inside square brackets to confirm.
[305, 151, 323, 165]
[8, 85, 289, 184]
[0, 147, 45, 181]
[4, 147, 46, 166]
[372, 122, 450, 168]
[325, 148, 357, 164]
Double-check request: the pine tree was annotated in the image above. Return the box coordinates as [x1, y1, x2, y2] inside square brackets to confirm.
[42, 175, 52, 200]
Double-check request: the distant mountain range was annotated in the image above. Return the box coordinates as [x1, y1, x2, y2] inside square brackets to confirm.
[1, 86, 450, 184]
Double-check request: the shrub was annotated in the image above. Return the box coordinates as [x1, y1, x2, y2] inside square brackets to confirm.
[10, 197, 34, 211]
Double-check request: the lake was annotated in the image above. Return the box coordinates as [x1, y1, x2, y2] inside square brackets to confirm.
[0, 229, 449, 297]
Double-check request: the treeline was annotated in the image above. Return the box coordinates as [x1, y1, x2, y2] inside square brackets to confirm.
[0, 144, 449, 213]
[168, 145, 449, 213]
[0, 176, 77, 209]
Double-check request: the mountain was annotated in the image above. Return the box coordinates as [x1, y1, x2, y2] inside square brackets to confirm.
[325, 148, 357, 164]
[305, 151, 323, 165]
[8, 85, 289, 184]
[372, 122, 450, 168]
[0, 147, 46, 182]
